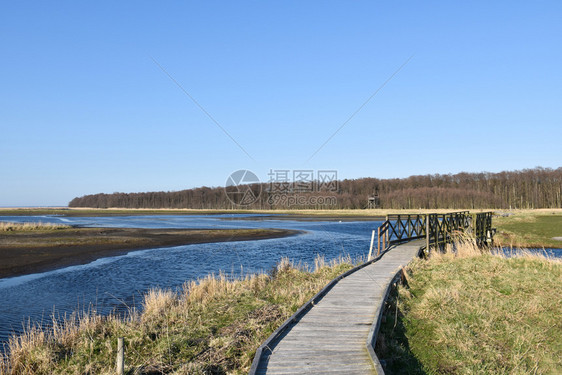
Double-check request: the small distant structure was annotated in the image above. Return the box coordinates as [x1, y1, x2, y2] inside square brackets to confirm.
[367, 189, 380, 209]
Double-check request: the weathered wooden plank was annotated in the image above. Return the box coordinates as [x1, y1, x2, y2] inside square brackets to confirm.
[272, 330, 367, 338]
[268, 345, 365, 353]
[264, 352, 369, 360]
[272, 340, 364, 347]
[260, 364, 375, 372]
[258, 361, 375, 370]
[265, 350, 370, 356]
[257, 370, 369, 374]
[264, 355, 372, 364]
[289, 327, 368, 333]
[271, 342, 364, 348]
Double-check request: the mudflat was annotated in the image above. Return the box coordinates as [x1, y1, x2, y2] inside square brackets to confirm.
[0, 227, 299, 279]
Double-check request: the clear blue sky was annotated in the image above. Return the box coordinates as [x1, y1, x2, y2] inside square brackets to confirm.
[1, 1, 561, 206]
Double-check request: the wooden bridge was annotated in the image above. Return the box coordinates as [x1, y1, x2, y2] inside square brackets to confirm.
[250, 211, 494, 375]
[369, 211, 495, 259]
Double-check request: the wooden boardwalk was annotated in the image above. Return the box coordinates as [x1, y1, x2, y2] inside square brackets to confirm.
[253, 241, 423, 375]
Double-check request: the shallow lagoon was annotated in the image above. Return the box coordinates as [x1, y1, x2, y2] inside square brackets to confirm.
[0, 214, 380, 346]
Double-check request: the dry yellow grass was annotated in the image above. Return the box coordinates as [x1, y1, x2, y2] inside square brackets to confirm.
[0, 256, 355, 375]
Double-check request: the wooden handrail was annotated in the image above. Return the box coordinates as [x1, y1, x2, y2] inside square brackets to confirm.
[371, 211, 494, 257]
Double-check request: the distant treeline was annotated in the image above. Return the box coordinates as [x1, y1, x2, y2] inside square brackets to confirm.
[69, 167, 562, 210]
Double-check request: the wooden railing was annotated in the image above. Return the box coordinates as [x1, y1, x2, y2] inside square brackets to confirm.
[469, 211, 495, 247]
[368, 211, 495, 259]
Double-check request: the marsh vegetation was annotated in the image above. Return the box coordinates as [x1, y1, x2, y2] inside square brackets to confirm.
[376, 241, 562, 374]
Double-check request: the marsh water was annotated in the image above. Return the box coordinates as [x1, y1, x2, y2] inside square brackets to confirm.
[0, 214, 560, 349]
[0, 214, 381, 347]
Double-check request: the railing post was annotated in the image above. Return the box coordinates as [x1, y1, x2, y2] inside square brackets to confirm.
[408, 216, 412, 237]
[425, 214, 430, 252]
[385, 223, 389, 250]
[472, 213, 477, 240]
[434, 215, 438, 249]
[377, 227, 381, 256]
[368, 229, 375, 260]
[436, 215, 441, 249]
[116, 337, 124, 375]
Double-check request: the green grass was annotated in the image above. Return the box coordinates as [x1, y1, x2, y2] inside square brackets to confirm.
[494, 211, 562, 248]
[377, 242, 562, 374]
[0, 257, 354, 375]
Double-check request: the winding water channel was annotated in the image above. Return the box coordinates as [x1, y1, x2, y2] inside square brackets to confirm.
[0, 214, 381, 347]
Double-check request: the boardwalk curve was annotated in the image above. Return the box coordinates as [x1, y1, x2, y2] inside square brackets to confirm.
[251, 240, 423, 375]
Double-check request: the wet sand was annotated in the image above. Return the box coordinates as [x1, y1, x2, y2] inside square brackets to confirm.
[0, 227, 299, 279]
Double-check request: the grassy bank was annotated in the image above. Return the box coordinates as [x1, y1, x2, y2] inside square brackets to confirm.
[0, 257, 354, 375]
[376, 242, 562, 374]
[493, 209, 562, 248]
